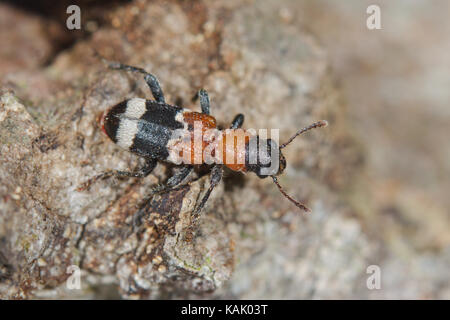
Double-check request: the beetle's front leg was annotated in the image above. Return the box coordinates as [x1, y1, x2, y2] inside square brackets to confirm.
[192, 89, 211, 115]
[183, 165, 223, 241]
[230, 114, 244, 129]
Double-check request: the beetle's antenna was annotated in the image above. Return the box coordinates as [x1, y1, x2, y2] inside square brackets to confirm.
[280, 120, 328, 149]
[272, 176, 311, 212]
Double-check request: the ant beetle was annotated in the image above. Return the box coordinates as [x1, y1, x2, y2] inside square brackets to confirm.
[79, 60, 327, 228]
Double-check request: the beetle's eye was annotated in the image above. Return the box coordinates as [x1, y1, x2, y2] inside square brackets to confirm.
[278, 153, 286, 175]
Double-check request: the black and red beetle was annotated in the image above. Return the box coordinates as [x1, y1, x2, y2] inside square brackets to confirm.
[80, 60, 327, 226]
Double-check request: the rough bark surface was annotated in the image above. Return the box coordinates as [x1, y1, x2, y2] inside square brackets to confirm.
[2, 0, 446, 300]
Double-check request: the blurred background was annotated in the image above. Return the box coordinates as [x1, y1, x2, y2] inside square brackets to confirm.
[0, 0, 448, 299]
[299, 0, 450, 212]
[298, 0, 450, 298]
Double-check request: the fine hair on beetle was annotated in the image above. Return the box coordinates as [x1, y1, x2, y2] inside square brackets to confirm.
[79, 58, 328, 223]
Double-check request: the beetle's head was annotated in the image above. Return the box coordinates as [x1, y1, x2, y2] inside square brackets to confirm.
[245, 137, 284, 178]
[246, 120, 328, 212]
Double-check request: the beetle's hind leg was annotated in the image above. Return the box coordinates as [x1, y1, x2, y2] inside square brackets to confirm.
[104, 60, 165, 103]
[77, 158, 157, 191]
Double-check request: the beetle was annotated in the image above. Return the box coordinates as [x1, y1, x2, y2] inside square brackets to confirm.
[79, 60, 327, 227]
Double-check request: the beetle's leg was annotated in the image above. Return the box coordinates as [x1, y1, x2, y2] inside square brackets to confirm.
[230, 114, 244, 129]
[182, 165, 223, 240]
[132, 166, 193, 229]
[77, 158, 157, 191]
[192, 89, 211, 115]
[199, 89, 211, 115]
[191, 165, 223, 224]
[150, 166, 193, 194]
[104, 60, 165, 103]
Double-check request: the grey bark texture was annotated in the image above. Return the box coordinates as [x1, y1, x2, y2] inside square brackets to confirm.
[1, 0, 448, 299]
